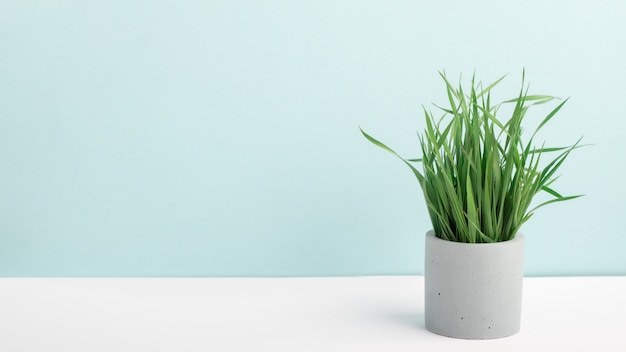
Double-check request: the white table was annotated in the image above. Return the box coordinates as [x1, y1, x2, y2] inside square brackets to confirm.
[1, 276, 624, 351]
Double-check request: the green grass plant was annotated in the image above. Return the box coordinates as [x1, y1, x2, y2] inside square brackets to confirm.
[361, 71, 583, 243]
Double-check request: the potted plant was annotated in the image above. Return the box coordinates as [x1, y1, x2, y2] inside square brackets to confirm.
[360, 71, 583, 339]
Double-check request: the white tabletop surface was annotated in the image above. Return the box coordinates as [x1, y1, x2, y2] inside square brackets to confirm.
[1, 276, 624, 351]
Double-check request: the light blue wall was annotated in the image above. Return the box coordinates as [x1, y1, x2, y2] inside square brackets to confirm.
[1, 1, 624, 276]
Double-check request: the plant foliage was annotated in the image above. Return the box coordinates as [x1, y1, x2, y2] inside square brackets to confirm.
[361, 71, 583, 243]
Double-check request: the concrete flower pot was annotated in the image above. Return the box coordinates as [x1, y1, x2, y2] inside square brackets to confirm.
[424, 230, 524, 339]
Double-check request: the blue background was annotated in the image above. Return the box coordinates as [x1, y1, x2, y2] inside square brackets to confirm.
[1, 1, 625, 276]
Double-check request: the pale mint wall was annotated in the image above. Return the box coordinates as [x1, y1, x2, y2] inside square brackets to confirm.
[1, 1, 624, 276]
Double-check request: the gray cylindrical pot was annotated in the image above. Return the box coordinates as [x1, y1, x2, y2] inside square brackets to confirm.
[425, 230, 524, 339]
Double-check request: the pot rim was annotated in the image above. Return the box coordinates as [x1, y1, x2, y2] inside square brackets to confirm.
[426, 229, 524, 246]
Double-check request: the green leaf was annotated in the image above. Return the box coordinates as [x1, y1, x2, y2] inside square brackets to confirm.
[359, 127, 425, 184]
[359, 71, 585, 243]
[541, 185, 563, 198]
[527, 194, 584, 214]
[532, 98, 569, 138]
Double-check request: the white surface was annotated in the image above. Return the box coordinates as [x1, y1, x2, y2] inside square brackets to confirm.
[0, 276, 624, 351]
